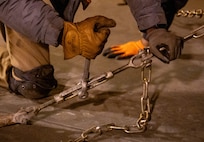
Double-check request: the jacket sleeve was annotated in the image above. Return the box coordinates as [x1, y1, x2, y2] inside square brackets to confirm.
[0, 0, 64, 46]
[126, 0, 167, 31]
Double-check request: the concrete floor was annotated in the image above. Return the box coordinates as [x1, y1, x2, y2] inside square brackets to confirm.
[0, 0, 204, 142]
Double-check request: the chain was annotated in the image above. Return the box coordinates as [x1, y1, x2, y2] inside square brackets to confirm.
[177, 9, 204, 18]
[72, 48, 153, 142]
[136, 49, 152, 130]
[8, 24, 204, 139]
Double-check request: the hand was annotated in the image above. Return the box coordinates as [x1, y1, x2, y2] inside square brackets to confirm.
[146, 28, 184, 63]
[61, 16, 116, 59]
[103, 39, 148, 59]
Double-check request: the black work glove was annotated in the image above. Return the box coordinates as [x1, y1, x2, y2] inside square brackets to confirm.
[146, 28, 184, 63]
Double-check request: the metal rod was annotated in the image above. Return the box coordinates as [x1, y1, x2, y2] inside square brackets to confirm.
[78, 58, 90, 99]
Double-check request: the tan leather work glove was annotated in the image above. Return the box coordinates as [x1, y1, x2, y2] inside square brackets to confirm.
[62, 16, 116, 59]
[103, 38, 148, 59]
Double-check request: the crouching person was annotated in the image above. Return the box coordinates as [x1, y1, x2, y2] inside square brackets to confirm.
[0, 0, 116, 99]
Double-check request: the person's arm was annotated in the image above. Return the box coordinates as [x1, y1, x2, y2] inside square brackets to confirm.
[126, 0, 184, 63]
[103, 0, 167, 60]
[0, 0, 63, 46]
[0, 0, 116, 60]
[126, 0, 167, 31]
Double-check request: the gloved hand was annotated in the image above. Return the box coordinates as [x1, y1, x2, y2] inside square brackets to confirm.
[103, 39, 148, 59]
[62, 15, 116, 59]
[146, 28, 184, 63]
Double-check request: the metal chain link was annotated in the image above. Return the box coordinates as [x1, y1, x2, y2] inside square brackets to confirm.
[177, 9, 204, 18]
[71, 48, 153, 142]
[136, 49, 152, 130]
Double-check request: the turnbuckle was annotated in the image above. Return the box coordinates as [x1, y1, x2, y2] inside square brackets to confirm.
[85, 49, 153, 90]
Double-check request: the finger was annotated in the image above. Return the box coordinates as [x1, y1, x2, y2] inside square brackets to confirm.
[116, 55, 133, 60]
[150, 45, 170, 64]
[103, 47, 130, 59]
[103, 47, 123, 56]
[103, 47, 122, 58]
[111, 49, 124, 54]
[96, 28, 111, 42]
[103, 46, 123, 55]
[152, 50, 170, 63]
[157, 44, 170, 58]
[103, 48, 112, 56]
[94, 16, 116, 30]
[111, 46, 122, 51]
[107, 52, 123, 58]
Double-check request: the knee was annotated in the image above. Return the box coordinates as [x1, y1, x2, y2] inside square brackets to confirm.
[8, 65, 57, 99]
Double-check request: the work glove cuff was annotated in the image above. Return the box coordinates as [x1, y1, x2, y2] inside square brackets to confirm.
[145, 28, 167, 41]
[62, 22, 81, 59]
